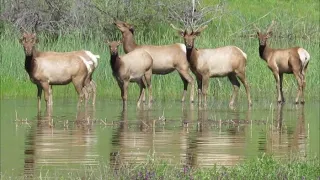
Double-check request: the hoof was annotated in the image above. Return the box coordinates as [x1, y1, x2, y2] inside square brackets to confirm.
[300, 101, 305, 104]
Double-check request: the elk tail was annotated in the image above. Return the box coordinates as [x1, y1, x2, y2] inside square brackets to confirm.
[297, 48, 310, 76]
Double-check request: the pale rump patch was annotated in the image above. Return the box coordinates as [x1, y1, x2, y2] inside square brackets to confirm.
[234, 46, 247, 59]
[297, 48, 310, 66]
[84, 51, 99, 68]
[79, 55, 92, 73]
[178, 43, 186, 53]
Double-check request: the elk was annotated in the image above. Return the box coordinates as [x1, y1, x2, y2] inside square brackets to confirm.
[171, 24, 252, 108]
[114, 20, 194, 103]
[20, 32, 99, 112]
[254, 21, 310, 104]
[106, 40, 153, 108]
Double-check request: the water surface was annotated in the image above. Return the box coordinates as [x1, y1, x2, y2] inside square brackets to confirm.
[1, 98, 319, 177]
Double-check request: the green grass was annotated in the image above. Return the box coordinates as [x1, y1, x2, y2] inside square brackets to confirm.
[1, 155, 319, 179]
[0, 0, 319, 100]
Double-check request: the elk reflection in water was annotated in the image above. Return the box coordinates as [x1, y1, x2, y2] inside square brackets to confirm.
[110, 105, 256, 168]
[265, 104, 306, 156]
[23, 107, 98, 179]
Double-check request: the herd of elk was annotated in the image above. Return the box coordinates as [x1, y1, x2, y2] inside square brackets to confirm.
[20, 20, 310, 111]
[254, 21, 310, 104]
[114, 20, 195, 103]
[171, 24, 252, 108]
[106, 40, 153, 109]
[20, 32, 99, 112]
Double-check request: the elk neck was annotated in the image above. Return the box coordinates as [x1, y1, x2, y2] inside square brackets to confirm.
[259, 44, 272, 62]
[186, 47, 198, 69]
[24, 48, 39, 76]
[122, 30, 137, 53]
[110, 53, 121, 74]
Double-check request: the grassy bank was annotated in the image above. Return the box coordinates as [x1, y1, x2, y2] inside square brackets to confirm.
[1, 1, 319, 100]
[1, 155, 319, 179]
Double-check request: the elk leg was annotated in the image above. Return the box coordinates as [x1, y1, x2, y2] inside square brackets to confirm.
[82, 87, 89, 107]
[196, 78, 202, 106]
[301, 74, 306, 104]
[144, 69, 153, 107]
[122, 81, 129, 110]
[293, 70, 303, 104]
[90, 80, 97, 105]
[116, 79, 124, 101]
[279, 73, 285, 102]
[37, 85, 42, 113]
[236, 71, 252, 107]
[178, 70, 195, 103]
[272, 70, 282, 103]
[73, 80, 85, 108]
[137, 80, 146, 108]
[300, 63, 308, 104]
[83, 76, 91, 104]
[228, 73, 240, 108]
[201, 76, 209, 107]
[41, 82, 51, 110]
[48, 85, 53, 105]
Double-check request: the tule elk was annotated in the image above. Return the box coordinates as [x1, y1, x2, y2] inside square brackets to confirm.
[106, 40, 153, 109]
[171, 24, 252, 108]
[20, 32, 99, 112]
[254, 21, 310, 104]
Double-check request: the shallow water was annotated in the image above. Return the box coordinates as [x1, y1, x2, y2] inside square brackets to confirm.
[0, 98, 319, 177]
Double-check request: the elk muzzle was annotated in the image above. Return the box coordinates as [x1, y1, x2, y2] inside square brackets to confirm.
[24, 46, 33, 56]
[186, 44, 193, 49]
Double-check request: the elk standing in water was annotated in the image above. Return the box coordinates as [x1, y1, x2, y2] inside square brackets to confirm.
[171, 24, 252, 108]
[254, 21, 310, 104]
[20, 32, 99, 112]
[106, 41, 153, 109]
[114, 20, 194, 103]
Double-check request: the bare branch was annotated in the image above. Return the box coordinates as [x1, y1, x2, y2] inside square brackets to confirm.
[253, 24, 261, 32]
[170, 23, 184, 32]
[156, 0, 226, 31]
[195, 25, 208, 32]
[267, 20, 276, 33]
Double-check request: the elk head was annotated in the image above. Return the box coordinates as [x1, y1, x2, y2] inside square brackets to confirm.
[114, 20, 134, 34]
[20, 32, 38, 56]
[171, 24, 208, 49]
[106, 40, 122, 55]
[254, 21, 275, 46]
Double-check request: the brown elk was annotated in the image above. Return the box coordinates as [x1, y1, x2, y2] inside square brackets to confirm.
[254, 21, 310, 104]
[20, 32, 99, 112]
[114, 20, 194, 103]
[106, 40, 153, 108]
[171, 24, 252, 108]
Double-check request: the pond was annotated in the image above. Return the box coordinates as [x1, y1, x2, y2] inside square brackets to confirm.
[1, 98, 319, 177]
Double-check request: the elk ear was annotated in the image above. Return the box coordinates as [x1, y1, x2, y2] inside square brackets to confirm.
[35, 38, 39, 43]
[117, 40, 123, 45]
[178, 30, 185, 37]
[105, 40, 110, 44]
[124, 22, 131, 28]
[19, 38, 23, 44]
[193, 31, 201, 36]
[266, 31, 273, 38]
[129, 25, 134, 32]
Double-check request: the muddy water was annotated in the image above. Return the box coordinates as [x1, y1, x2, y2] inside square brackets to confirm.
[1, 99, 319, 177]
